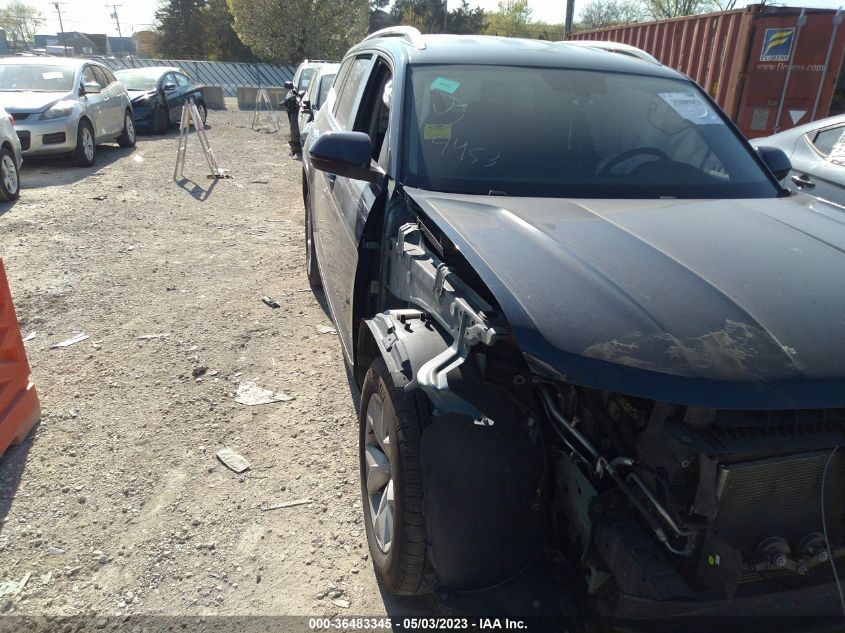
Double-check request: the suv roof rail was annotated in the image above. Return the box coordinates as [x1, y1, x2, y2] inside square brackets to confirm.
[362, 26, 426, 50]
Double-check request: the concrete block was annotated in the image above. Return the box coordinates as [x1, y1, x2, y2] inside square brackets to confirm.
[200, 85, 226, 110]
[236, 86, 287, 110]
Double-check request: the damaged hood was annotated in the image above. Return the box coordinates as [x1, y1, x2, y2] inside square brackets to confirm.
[404, 188, 845, 409]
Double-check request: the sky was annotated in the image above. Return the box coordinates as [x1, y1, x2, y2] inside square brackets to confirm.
[14, 0, 845, 39]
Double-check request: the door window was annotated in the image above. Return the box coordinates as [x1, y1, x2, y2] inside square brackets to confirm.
[354, 58, 392, 162]
[333, 56, 372, 130]
[92, 66, 109, 89]
[811, 126, 845, 156]
[163, 73, 176, 90]
[82, 66, 97, 87]
[174, 73, 190, 87]
[102, 68, 116, 84]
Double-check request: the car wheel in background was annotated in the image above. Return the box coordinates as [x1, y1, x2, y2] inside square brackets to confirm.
[73, 120, 96, 167]
[0, 146, 20, 201]
[196, 102, 208, 126]
[117, 110, 136, 148]
[359, 358, 432, 596]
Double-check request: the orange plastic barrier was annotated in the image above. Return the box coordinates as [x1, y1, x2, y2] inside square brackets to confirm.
[0, 258, 39, 458]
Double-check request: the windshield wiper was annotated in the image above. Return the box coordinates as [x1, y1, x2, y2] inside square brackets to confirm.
[488, 190, 507, 196]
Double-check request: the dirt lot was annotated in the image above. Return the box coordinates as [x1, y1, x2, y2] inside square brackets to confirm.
[0, 101, 445, 628]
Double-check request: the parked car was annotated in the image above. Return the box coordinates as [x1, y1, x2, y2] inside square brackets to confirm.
[754, 113, 845, 207]
[298, 63, 339, 149]
[114, 66, 207, 135]
[0, 106, 22, 201]
[0, 57, 135, 167]
[302, 27, 845, 622]
[290, 59, 334, 95]
[283, 60, 338, 157]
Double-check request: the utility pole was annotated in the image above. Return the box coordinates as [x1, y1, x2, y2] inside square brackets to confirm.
[106, 4, 123, 38]
[53, 2, 68, 56]
[564, 0, 575, 37]
[443, 0, 448, 33]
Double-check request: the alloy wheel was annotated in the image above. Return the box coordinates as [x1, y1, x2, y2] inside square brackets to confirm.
[364, 393, 395, 553]
[2, 154, 18, 195]
[83, 128, 94, 161]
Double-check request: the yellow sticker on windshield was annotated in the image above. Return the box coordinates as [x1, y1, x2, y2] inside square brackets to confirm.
[424, 124, 451, 140]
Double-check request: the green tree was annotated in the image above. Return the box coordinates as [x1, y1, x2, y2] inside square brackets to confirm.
[203, 0, 254, 61]
[155, 0, 208, 58]
[227, 0, 370, 63]
[0, 0, 42, 50]
[642, 0, 717, 19]
[529, 20, 566, 40]
[577, 0, 646, 30]
[484, 0, 533, 37]
[392, 0, 445, 33]
[391, 0, 485, 35]
[448, 1, 486, 34]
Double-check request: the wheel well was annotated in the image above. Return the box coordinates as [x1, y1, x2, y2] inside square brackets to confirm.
[78, 115, 93, 131]
[1, 140, 12, 155]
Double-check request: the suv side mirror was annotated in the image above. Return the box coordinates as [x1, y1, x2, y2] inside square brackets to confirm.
[309, 131, 384, 185]
[284, 80, 294, 90]
[755, 145, 791, 181]
[82, 81, 101, 95]
[163, 82, 176, 91]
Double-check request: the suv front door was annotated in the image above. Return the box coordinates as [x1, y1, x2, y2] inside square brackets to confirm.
[310, 54, 392, 359]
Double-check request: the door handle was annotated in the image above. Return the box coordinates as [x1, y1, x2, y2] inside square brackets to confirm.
[791, 174, 815, 189]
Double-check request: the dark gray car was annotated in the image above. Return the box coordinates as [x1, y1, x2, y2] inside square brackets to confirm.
[755, 113, 845, 206]
[302, 26, 845, 623]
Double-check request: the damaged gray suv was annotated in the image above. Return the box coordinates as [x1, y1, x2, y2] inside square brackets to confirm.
[301, 26, 845, 625]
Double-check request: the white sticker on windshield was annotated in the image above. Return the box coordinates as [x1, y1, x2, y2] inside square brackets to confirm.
[827, 129, 845, 165]
[42, 71, 63, 80]
[659, 92, 720, 124]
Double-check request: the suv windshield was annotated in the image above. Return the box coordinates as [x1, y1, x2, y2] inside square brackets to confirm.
[0, 64, 76, 92]
[404, 65, 778, 198]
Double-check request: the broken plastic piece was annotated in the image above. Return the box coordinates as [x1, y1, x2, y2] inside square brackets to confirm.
[216, 447, 251, 473]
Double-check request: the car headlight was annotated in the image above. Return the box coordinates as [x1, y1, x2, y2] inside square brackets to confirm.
[39, 102, 75, 120]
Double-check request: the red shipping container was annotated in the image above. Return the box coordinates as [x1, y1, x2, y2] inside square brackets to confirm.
[568, 4, 845, 137]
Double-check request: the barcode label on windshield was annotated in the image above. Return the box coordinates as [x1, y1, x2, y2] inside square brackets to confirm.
[659, 92, 720, 124]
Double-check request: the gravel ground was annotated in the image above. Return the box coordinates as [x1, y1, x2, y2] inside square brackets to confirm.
[0, 100, 445, 630]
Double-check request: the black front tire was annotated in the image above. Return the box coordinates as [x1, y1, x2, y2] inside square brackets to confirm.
[359, 358, 432, 596]
[0, 146, 20, 202]
[304, 188, 322, 288]
[72, 120, 96, 167]
[117, 110, 136, 148]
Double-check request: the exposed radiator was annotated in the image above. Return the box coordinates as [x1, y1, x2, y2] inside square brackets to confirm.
[712, 450, 845, 556]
